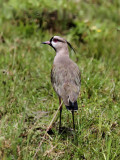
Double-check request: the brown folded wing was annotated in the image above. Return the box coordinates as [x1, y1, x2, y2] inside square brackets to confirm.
[51, 59, 81, 106]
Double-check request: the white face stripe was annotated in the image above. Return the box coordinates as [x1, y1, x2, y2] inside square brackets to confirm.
[51, 37, 66, 48]
[52, 36, 66, 42]
[51, 40, 58, 49]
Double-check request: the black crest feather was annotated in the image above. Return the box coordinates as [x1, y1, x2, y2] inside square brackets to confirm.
[67, 41, 76, 54]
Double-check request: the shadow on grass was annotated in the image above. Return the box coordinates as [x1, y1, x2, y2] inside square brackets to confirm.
[48, 126, 79, 142]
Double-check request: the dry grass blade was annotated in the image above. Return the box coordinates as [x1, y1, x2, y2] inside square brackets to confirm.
[33, 101, 63, 158]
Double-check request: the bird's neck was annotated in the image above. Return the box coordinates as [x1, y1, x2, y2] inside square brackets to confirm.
[56, 47, 69, 57]
[54, 48, 69, 64]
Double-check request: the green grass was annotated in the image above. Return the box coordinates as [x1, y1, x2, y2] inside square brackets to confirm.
[0, 0, 120, 159]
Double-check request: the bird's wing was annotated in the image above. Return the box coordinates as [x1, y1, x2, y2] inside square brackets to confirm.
[51, 61, 81, 105]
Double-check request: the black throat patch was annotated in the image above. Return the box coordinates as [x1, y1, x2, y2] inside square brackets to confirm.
[49, 37, 56, 51]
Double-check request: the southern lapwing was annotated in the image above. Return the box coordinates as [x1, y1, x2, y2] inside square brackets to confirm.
[42, 36, 81, 131]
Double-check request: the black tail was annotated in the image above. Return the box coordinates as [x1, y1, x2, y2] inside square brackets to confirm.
[66, 101, 78, 111]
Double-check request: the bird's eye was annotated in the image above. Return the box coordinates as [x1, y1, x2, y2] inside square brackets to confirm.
[53, 38, 58, 43]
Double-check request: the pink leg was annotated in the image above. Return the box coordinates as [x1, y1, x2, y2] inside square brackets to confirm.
[72, 110, 75, 130]
[59, 97, 62, 131]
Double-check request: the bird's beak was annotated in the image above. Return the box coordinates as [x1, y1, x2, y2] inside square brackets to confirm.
[41, 41, 50, 45]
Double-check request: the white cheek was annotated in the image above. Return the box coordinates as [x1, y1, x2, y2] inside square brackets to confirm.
[51, 41, 57, 48]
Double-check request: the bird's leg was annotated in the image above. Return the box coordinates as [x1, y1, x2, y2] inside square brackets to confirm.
[72, 110, 75, 130]
[59, 97, 62, 132]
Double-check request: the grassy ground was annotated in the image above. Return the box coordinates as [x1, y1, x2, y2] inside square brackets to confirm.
[0, 0, 120, 159]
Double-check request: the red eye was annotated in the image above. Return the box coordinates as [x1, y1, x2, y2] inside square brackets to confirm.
[53, 38, 58, 43]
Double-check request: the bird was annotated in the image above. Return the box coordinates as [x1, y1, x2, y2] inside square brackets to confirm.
[42, 36, 81, 131]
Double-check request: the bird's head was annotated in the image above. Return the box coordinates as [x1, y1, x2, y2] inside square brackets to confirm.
[42, 36, 75, 54]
